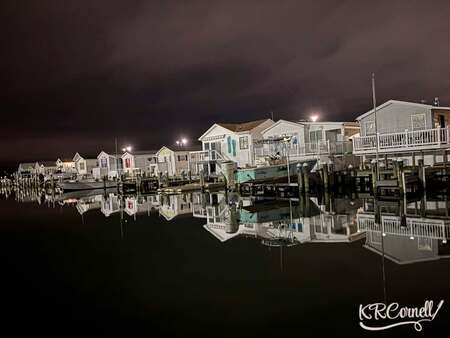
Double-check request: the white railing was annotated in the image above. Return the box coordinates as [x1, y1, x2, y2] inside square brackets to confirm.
[189, 150, 226, 163]
[254, 140, 352, 159]
[357, 214, 450, 240]
[353, 127, 450, 154]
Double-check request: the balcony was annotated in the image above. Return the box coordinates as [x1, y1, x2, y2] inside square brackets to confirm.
[352, 127, 450, 155]
[254, 140, 353, 161]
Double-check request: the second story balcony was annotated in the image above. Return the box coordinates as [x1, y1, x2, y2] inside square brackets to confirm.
[352, 127, 450, 155]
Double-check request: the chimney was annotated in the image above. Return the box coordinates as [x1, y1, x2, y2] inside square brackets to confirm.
[434, 97, 440, 106]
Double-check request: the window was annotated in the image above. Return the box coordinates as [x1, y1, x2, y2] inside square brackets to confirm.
[411, 113, 426, 130]
[79, 162, 85, 170]
[364, 121, 376, 135]
[100, 158, 107, 168]
[125, 158, 132, 168]
[239, 136, 249, 150]
[309, 130, 323, 143]
[177, 155, 187, 161]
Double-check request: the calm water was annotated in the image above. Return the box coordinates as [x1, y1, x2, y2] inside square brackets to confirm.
[0, 188, 449, 337]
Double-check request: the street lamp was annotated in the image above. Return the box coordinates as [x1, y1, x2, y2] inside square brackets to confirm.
[122, 145, 132, 152]
[310, 115, 319, 122]
[176, 138, 188, 147]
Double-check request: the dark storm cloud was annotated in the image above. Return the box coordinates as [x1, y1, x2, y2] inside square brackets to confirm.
[2, 0, 450, 163]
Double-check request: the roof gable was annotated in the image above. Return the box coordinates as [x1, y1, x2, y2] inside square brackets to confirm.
[356, 100, 433, 121]
[261, 119, 304, 134]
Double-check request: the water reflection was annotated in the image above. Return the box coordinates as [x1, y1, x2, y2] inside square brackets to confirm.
[1, 185, 450, 266]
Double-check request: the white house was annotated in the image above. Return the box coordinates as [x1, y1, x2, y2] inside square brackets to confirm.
[17, 162, 40, 177]
[156, 145, 200, 177]
[73, 153, 97, 176]
[93, 151, 121, 180]
[190, 119, 274, 174]
[56, 158, 76, 173]
[121, 150, 158, 176]
[352, 100, 450, 165]
[256, 119, 359, 163]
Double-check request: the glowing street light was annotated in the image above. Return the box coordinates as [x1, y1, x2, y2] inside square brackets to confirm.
[310, 114, 319, 122]
[122, 145, 132, 152]
[176, 138, 188, 147]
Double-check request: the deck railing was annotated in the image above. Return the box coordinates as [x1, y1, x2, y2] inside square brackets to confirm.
[353, 127, 450, 154]
[357, 214, 450, 240]
[189, 150, 226, 163]
[254, 140, 353, 159]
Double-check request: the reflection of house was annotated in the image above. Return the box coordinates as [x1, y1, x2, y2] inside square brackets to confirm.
[352, 100, 450, 165]
[156, 146, 200, 176]
[76, 195, 101, 215]
[124, 196, 156, 216]
[93, 151, 121, 179]
[204, 197, 364, 244]
[73, 153, 97, 176]
[101, 193, 120, 217]
[121, 150, 158, 176]
[190, 119, 274, 175]
[357, 213, 450, 264]
[159, 194, 192, 220]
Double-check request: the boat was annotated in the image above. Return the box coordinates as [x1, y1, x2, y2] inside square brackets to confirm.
[57, 180, 117, 192]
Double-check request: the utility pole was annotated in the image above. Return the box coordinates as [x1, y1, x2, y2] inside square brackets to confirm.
[372, 73, 380, 180]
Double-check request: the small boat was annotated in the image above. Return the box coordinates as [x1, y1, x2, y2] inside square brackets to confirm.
[58, 180, 117, 192]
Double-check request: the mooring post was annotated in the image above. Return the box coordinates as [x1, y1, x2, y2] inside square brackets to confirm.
[397, 159, 404, 196]
[297, 163, 303, 193]
[371, 159, 377, 196]
[323, 163, 329, 191]
[302, 163, 309, 194]
[199, 169, 205, 190]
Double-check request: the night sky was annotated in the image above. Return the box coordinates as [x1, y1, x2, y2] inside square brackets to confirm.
[2, 0, 450, 165]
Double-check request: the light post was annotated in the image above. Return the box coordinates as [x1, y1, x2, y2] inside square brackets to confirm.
[310, 114, 319, 122]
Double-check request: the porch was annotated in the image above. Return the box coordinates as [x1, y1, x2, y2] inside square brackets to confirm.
[353, 127, 450, 155]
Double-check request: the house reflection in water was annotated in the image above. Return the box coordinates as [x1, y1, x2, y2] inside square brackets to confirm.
[357, 198, 450, 264]
[201, 192, 365, 245]
[158, 193, 193, 221]
[101, 193, 121, 217]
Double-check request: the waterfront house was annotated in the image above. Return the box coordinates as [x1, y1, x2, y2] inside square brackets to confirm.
[253, 119, 359, 169]
[121, 150, 158, 176]
[56, 158, 76, 173]
[156, 145, 200, 176]
[190, 119, 274, 175]
[92, 151, 121, 180]
[17, 162, 39, 177]
[37, 161, 59, 175]
[73, 153, 97, 176]
[352, 100, 450, 165]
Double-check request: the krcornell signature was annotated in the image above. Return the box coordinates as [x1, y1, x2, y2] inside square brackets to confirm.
[359, 300, 444, 332]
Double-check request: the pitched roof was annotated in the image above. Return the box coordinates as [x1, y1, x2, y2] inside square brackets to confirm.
[18, 162, 37, 169]
[38, 161, 57, 167]
[130, 150, 158, 155]
[74, 152, 98, 160]
[356, 100, 450, 121]
[217, 119, 271, 132]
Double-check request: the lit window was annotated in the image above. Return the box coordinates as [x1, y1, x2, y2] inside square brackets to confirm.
[239, 136, 249, 150]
